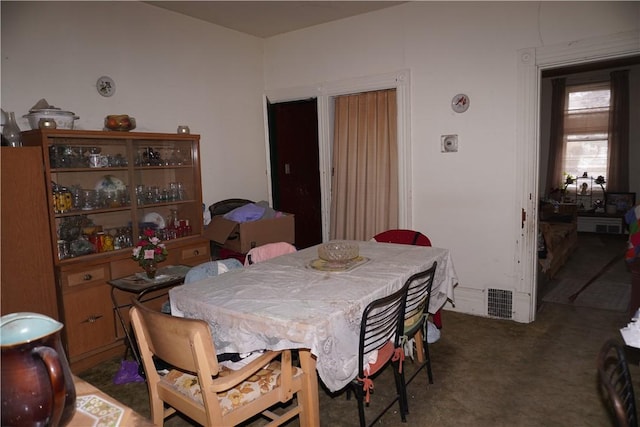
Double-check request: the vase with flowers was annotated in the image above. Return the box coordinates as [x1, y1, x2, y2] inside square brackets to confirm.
[132, 228, 168, 279]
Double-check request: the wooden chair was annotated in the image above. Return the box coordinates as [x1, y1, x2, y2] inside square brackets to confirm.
[372, 229, 442, 329]
[402, 261, 438, 388]
[349, 281, 409, 426]
[597, 339, 638, 427]
[129, 299, 303, 427]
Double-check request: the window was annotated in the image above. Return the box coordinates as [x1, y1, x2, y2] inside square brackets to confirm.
[562, 81, 610, 187]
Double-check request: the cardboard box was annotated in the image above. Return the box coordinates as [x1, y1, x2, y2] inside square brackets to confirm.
[203, 213, 295, 254]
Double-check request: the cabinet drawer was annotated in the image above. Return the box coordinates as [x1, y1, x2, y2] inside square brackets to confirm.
[60, 264, 110, 289]
[179, 243, 210, 264]
[62, 284, 115, 358]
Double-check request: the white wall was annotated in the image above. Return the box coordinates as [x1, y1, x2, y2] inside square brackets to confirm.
[262, 1, 640, 319]
[2, 1, 638, 321]
[1, 1, 268, 205]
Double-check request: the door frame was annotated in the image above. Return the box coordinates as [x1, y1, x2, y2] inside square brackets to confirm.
[263, 69, 412, 242]
[516, 30, 639, 323]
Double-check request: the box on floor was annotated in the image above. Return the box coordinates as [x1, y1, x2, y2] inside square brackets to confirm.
[203, 213, 295, 254]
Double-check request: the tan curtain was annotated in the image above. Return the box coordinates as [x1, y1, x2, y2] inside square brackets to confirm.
[606, 70, 630, 192]
[545, 78, 566, 195]
[330, 89, 398, 241]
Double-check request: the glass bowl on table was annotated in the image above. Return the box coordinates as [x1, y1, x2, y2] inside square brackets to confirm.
[317, 241, 359, 263]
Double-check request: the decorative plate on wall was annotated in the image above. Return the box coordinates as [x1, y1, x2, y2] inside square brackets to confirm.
[96, 76, 115, 97]
[451, 93, 470, 113]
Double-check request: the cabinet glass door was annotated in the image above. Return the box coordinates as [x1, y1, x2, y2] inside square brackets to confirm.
[48, 137, 133, 260]
[132, 139, 201, 244]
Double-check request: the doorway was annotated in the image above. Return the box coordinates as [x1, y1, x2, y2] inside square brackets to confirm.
[514, 33, 638, 323]
[267, 98, 323, 249]
[536, 56, 639, 307]
[263, 70, 412, 244]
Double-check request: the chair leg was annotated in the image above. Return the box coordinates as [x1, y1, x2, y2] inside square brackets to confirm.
[433, 310, 442, 329]
[393, 362, 409, 421]
[414, 330, 425, 364]
[352, 381, 367, 427]
[423, 338, 433, 384]
[149, 391, 165, 426]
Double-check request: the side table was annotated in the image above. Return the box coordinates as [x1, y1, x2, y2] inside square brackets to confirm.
[108, 264, 191, 366]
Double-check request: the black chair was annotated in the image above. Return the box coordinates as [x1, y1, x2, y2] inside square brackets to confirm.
[402, 262, 438, 387]
[597, 339, 638, 427]
[348, 281, 409, 427]
[208, 198, 253, 218]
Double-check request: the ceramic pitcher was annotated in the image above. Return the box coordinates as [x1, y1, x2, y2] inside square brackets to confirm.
[1, 312, 76, 427]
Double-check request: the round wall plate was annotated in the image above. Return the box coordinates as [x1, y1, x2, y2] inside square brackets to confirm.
[451, 93, 469, 113]
[97, 76, 115, 97]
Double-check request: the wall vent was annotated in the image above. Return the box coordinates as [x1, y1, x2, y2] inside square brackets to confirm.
[487, 288, 513, 319]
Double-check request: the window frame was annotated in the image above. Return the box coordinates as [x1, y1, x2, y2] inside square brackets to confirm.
[561, 80, 611, 189]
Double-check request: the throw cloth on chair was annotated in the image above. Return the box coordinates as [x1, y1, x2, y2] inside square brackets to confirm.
[184, 259, 243, 283]
[244, 242, 297, 266]
[359, 341, 405, 403]
[402, 319, 441, 358]
[161, 259, 243, 313]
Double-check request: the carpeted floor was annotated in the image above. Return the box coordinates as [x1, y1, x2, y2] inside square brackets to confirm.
[542, 233, 630, 312]
[78, 232, 638, 426]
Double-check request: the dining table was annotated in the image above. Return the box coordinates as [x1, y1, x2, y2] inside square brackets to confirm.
[169, 240, 458, 426]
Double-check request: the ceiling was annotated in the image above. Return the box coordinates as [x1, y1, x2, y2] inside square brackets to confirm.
[144, 1, 406, 38]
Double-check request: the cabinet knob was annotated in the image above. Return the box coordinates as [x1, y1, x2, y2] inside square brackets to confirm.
[83, 274, 93, 281]
[82, 314, 103, 324]
[193, 249, 200, 256]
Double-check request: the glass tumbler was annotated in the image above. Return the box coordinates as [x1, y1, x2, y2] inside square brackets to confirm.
[81, 190, 97, 210]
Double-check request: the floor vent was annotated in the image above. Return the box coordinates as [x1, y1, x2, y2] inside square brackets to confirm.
[487, 288, 513, 319]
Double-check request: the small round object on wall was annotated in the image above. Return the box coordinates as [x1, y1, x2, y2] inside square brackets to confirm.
[451, 93, 470, 113]
[96, 76, 116, 97]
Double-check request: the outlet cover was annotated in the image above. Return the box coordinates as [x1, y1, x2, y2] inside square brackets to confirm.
[441, 134, 458, 153]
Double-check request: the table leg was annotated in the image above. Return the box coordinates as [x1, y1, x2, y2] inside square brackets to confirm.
[110, 287, 142, 367]
[297, 349, 320, 427]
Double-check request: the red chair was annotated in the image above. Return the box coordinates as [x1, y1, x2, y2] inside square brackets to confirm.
[372, 229, 442, 329]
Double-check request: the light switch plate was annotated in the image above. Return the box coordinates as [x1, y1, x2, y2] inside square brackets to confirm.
[441, 134, 458, 152]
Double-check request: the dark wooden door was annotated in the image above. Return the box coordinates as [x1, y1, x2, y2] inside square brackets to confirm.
[267, 98, 322, 249]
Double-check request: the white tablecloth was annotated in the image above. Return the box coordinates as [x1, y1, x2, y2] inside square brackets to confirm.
[620, 309, 640, 348]
[170, 241, 458, 391]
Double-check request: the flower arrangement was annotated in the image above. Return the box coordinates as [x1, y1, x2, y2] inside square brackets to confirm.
[132, 228, 168, 267]
[595, 175, 606, 192]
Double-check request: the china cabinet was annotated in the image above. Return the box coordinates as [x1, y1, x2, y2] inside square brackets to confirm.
[21, 130, 211, 371]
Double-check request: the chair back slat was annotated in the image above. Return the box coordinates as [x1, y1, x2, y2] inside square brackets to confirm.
[404, 262, 437, 336]
[359, 281, 409, 374]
